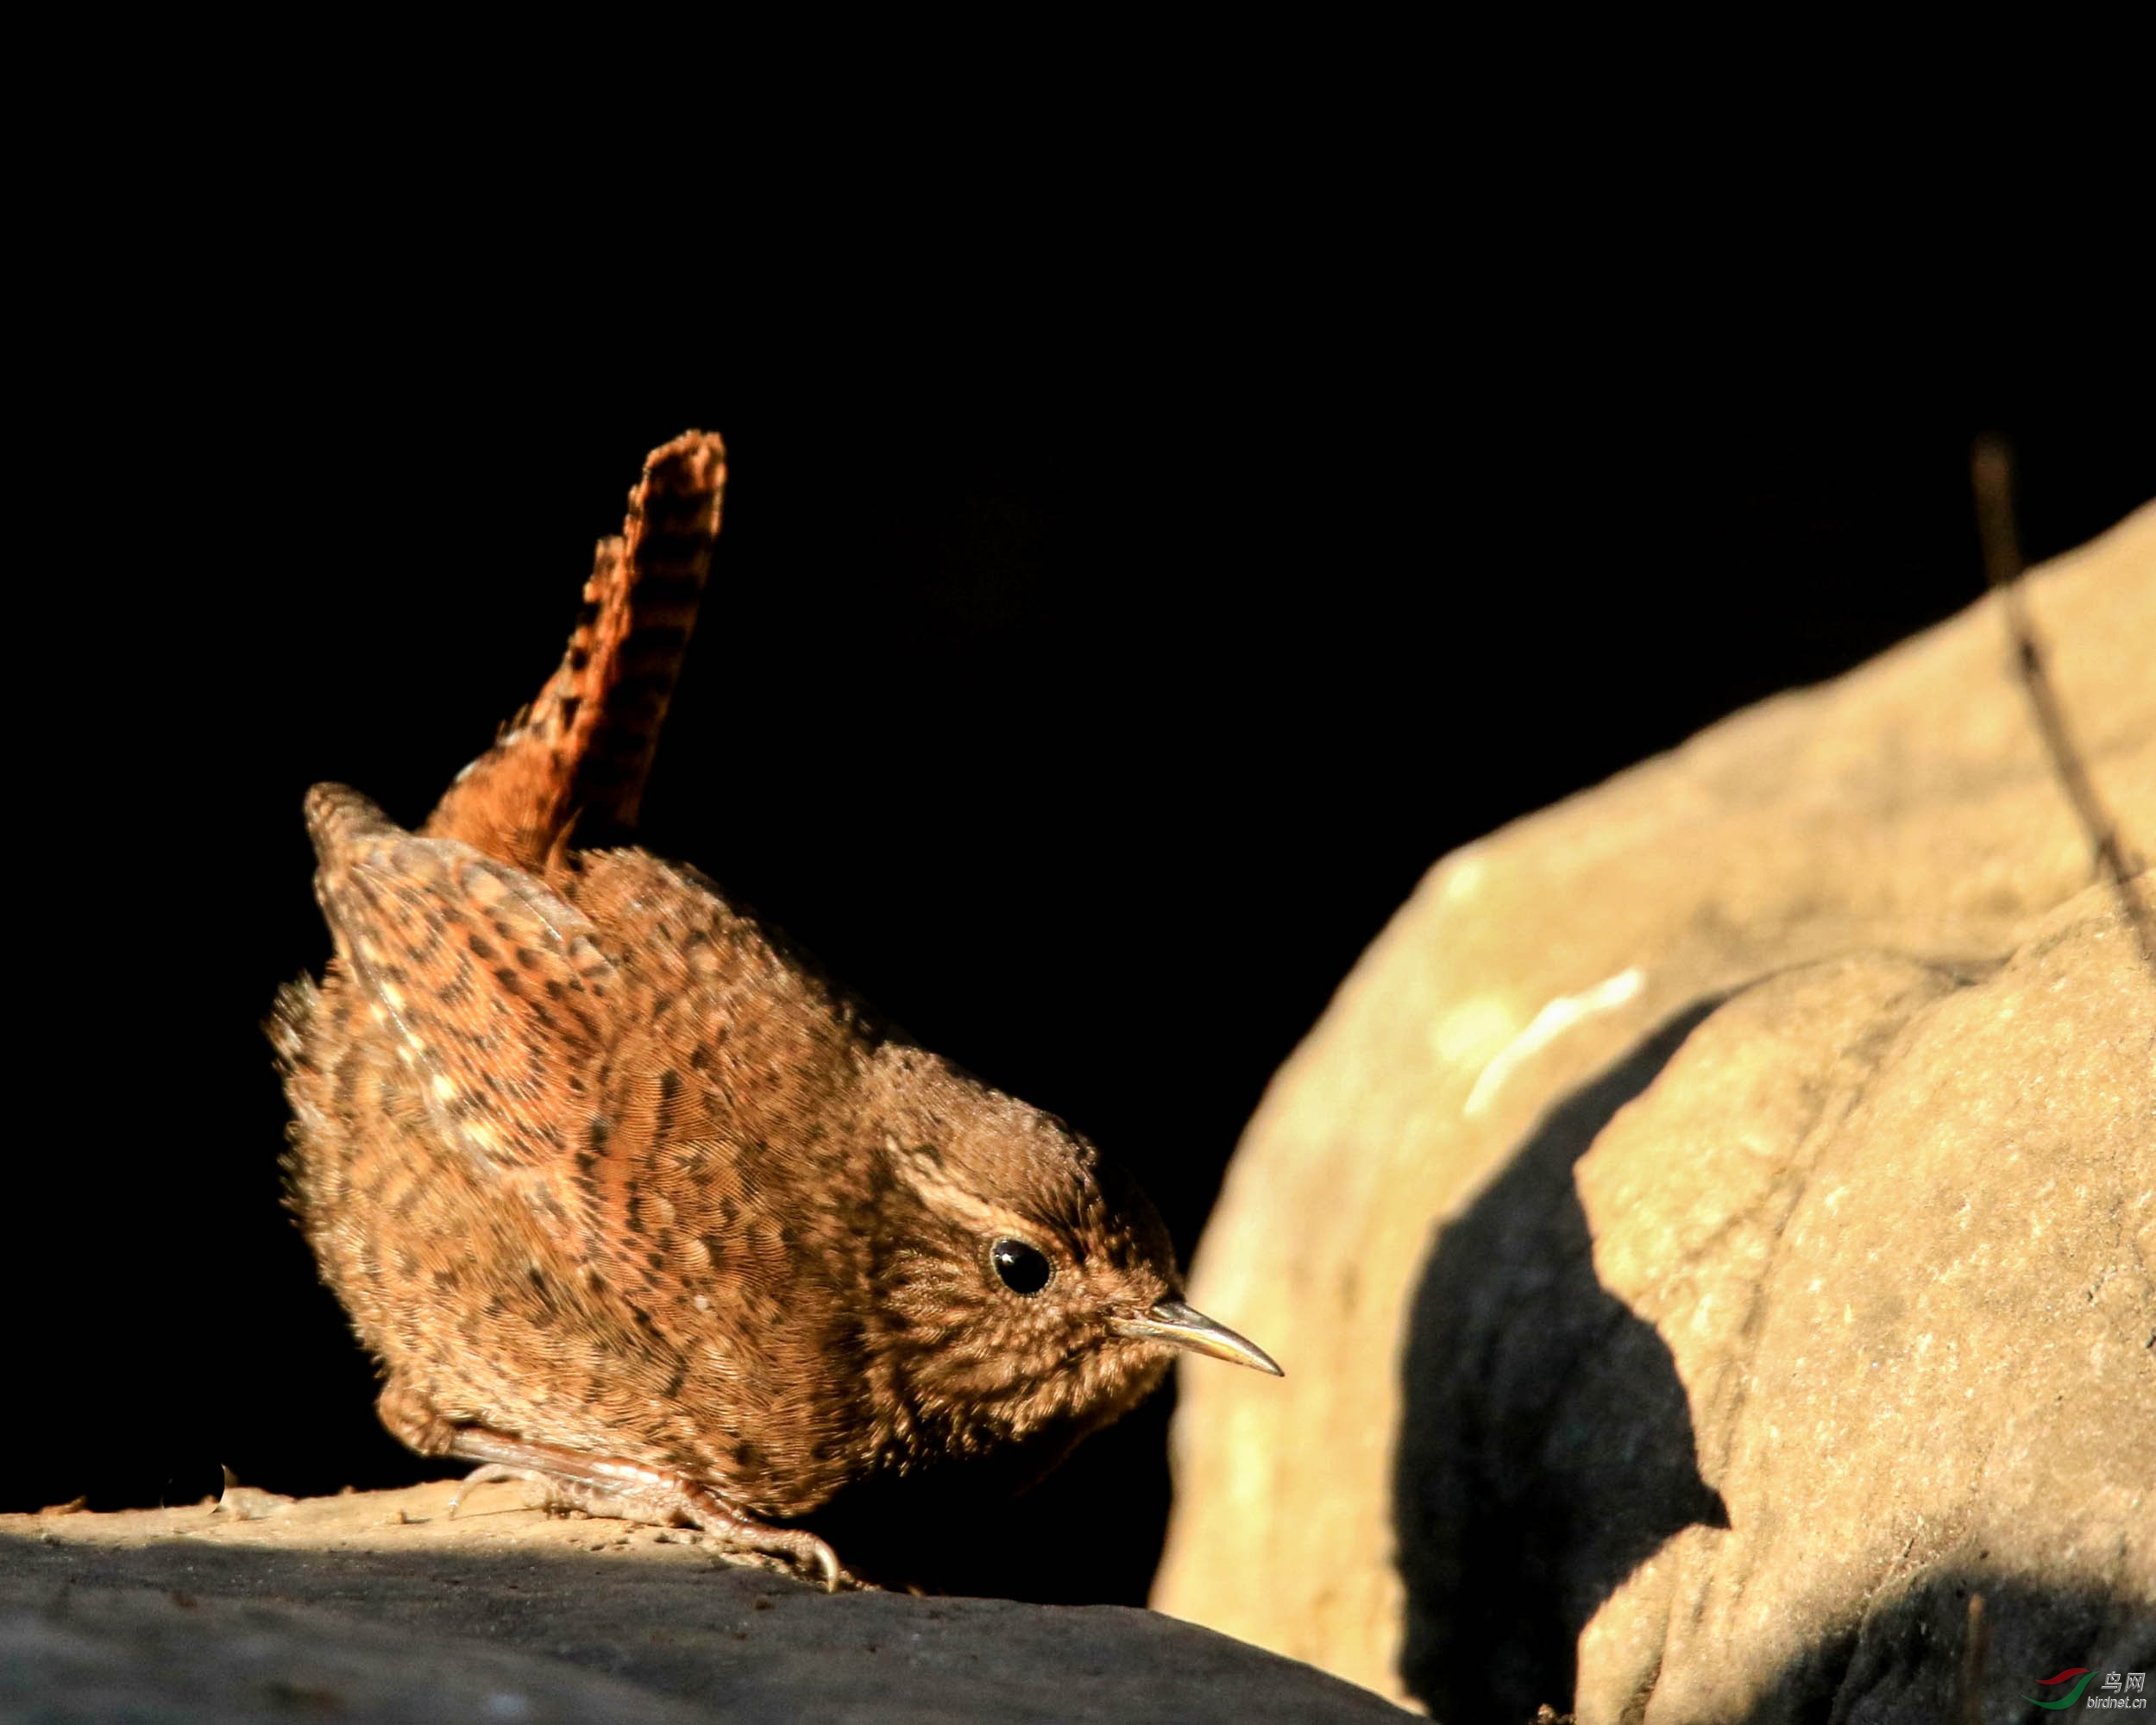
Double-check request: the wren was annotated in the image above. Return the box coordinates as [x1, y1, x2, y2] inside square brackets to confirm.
[271, 431, 1279, 1588]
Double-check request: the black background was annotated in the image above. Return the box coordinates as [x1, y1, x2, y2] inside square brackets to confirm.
[9, 116, 2151, 1607]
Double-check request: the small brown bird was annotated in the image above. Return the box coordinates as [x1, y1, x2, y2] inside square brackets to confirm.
[272, 431, 1278, 1588]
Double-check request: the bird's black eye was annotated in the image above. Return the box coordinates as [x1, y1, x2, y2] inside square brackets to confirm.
[990, 1237, 1053, 1295]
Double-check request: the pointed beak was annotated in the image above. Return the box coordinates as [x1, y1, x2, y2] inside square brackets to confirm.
[1113, 1298, 1284, 1376]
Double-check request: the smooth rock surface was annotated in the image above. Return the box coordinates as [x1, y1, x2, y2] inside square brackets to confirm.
[1, 1482, 1409, 1722]
[1155, 501, 2156, 1712]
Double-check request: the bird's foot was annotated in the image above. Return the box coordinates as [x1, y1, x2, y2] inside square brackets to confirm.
[443, 1429, 854, 1591]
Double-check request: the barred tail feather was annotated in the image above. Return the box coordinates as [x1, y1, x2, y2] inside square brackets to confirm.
[424, 431, 726, 869]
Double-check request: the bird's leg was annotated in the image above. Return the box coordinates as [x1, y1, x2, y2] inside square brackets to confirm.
[442, 1427, 850, 1590]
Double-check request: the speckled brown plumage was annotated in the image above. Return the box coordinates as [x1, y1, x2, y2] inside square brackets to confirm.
[271, 431, 1278, 1587]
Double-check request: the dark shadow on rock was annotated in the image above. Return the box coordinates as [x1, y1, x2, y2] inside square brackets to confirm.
[1395, 1001, 1729, 1722]
[1746, 1569, 2154, 1723]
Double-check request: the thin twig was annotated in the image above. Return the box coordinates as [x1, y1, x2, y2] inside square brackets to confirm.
[1971, 436, 2156, 976]
[1954, 1591, 1989, 1724]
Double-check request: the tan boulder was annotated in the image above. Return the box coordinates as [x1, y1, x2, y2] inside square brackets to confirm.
[1570, 899, 2152, 1722]
[1153, 502, 2156, 1716]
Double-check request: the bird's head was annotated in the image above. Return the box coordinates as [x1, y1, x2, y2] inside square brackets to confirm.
[863, 1047, 1279, 1458]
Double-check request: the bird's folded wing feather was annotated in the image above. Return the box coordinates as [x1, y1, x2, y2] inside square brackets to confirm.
[306, 783, 620, 1185]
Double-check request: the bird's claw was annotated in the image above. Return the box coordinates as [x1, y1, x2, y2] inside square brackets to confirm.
[443, 1430, 858, 1590]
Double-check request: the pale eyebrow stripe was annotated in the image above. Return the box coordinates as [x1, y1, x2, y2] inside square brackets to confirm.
[892, 1149, 1035, 1240]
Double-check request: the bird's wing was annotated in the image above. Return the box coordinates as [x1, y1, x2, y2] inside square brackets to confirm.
[305, 783, 619, 1187]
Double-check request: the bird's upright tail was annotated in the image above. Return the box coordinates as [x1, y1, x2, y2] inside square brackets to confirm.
[424, 431, 726, 872]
